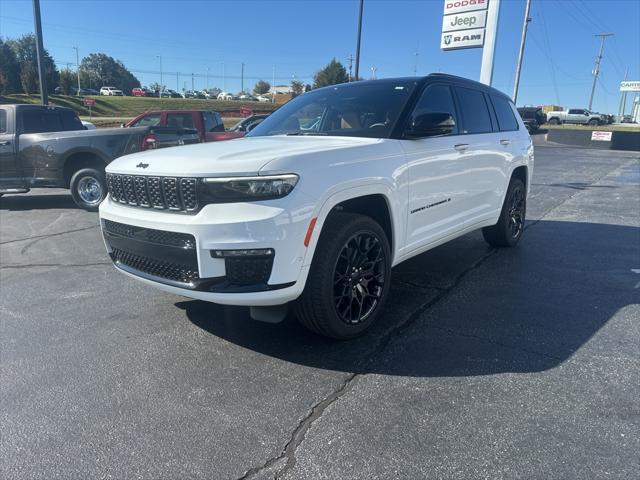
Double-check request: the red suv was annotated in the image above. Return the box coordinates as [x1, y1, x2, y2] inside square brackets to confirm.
[131, 87, 152, 97]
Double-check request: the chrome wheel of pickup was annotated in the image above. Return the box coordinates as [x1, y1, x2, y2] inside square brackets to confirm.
[77, 176, 103, 205]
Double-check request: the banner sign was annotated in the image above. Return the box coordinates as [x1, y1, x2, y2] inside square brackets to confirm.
[620, 81, 640, 92]
[442, 0, 489, 50]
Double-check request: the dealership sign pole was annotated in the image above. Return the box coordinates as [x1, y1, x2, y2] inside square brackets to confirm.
[441, 0, 500, 86]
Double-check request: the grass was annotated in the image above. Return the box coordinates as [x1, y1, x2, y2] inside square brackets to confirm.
[545, 123, 639, 132]
[0, 94, 281, 118]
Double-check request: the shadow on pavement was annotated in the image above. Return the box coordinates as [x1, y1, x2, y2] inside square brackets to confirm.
[180, 220, 639, 378]
[0, 193, 78, 211]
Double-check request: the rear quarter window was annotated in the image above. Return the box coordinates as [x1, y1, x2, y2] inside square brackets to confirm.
[60, 110, 84, 131]
[21, 110, 64, 133]
[491, 96, 519, 132]
[131, 114, 161, 127]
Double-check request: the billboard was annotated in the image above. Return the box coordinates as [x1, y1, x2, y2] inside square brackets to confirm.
[620, 81, 640, 92]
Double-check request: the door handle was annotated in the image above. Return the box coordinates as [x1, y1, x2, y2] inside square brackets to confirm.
[454, 143, 469, 152]
[0, 141, 10, 146]
[500, 139, 511, 145]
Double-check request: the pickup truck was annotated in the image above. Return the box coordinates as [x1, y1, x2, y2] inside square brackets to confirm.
[0, 104, 199, 210]
[125, 110, 245, 142]
[546, 108, 601, 126]
[99, 74, 533, 339]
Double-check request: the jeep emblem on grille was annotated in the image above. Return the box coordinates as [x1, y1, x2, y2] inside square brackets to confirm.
[136, 162, 149, 169]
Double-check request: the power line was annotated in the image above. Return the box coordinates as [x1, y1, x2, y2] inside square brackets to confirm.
[536, 1, 561, 104]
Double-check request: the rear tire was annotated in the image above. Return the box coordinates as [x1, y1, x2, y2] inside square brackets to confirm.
[294, 212, 391, 339]
[548, 118, 560, 125]
[482, 178, 526, 248]
[70, 168, 107, 211]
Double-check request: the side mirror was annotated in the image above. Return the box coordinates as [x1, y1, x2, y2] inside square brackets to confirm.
[405, 112, 455, 138]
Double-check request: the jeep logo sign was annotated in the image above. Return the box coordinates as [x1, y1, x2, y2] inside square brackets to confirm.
[442, 10, 487, 32]
[444, 0, 488, 15]
[440, 28, 485, 50]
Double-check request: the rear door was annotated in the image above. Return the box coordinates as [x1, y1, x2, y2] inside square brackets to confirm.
[452, 85, 505, 219]
[0, 107, 22, 187]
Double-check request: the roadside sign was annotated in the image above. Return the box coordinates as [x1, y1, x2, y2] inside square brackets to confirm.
[591, 131, 613, 142]
[441, 0, 489, 51]
[442, 10, 487, 32]
[444, 0, 489, 15]
[239, 106, 253, 116]
[620, 81, 640, 92]
[441, 28, 486, 50]
[83, 98, 96, 107]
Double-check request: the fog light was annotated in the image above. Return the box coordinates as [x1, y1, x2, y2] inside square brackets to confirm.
[210, 248, 274, 258]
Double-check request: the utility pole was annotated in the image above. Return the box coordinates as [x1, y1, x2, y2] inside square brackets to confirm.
[480, 0, 501, 85]
[32, 0, 48, 105]
[222, 62, 226, 91]
[413, 41, 419, 76]
[73, 46, 81, 95]
[272, 65, 276, 104]
[156, 55, 163, 97]
[588, 33, 614, 111]
[176, 71, 179, 92]
[512, 0, 532, 104]
[370, 66, 377, 80]
[241, 62, 244, 94]
[206, 67, 210, 91]
[191, 73, 194, 92]
[348, 54, 354, 82]
[354, 0, 364, 81]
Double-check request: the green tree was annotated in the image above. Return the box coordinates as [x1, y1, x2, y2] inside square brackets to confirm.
[291, 79, 304, 97]
[58, 69, 76, 95]
[253, 80, 270, 95]
[80, 53, 140, 93]
[313, 58, 348, 89]
[7, 34, 59, 95]
[0, 39, 21, 94]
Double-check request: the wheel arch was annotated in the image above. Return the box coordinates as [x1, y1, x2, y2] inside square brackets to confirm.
[62, 149, 109, 187]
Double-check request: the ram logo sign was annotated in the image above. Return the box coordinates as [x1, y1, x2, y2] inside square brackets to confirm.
[440, 28, 485, 50]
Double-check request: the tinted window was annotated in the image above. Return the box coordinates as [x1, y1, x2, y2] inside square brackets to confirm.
[568, 109, 583, 115]
[21, 110, 63, 133]
[166, 113, 194, 129]
[131, 114, 161, 127]
[204, 112, 224, 132]
[455, 87, 493, 134]
[60, 109, 84, 131]
[411, 84, 458, 135]
[491, 96, 519, 131]
[0, 110, 6, 133]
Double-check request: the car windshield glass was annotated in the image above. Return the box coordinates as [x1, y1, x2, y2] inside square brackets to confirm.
[247, 80, 417, 139]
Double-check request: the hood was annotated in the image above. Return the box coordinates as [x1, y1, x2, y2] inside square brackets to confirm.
[106, 135, 381, 177]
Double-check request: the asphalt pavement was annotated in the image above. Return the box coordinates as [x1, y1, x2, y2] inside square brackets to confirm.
[1, 141, 639, 479]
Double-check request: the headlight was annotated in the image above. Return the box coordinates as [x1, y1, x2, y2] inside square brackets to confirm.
[202, 174, 299, 202]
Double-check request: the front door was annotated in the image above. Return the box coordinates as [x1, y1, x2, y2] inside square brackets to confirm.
[0, 107, 21, 187]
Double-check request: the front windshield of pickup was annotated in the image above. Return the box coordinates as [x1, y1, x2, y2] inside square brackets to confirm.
[247, 80, 417, 139]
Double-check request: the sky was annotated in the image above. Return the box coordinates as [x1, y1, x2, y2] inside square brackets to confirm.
[1, 0, 638, 113]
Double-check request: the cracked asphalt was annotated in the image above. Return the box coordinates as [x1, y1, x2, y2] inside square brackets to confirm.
[1, 140, 639, 479]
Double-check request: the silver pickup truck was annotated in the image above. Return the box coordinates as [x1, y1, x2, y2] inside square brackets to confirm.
[546, 108, 601, 126]
[0, 104, 199, 210]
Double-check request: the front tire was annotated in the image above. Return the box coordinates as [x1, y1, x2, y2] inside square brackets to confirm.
[482, 178, 526, 248]
[295, 212, 391, 339]
[588, 119, 599, 126]
[548, 118, 560, 125]
[70, 168, 107, 211]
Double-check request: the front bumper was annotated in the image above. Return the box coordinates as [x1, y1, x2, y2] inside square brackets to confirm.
[99, 191, 316, 306]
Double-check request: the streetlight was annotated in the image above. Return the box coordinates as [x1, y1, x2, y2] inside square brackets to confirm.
[370, 66, 377, 79]
[206, 67, 210, 92]
[73, 46, 81, 95]
[156, 55, 163, 97]
[222, 62, 226, 91]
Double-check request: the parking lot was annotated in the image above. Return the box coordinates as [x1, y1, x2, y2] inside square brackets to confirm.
[1, 141, 638, 479]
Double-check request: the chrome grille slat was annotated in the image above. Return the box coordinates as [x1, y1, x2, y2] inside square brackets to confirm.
[106, 173, 198, 213]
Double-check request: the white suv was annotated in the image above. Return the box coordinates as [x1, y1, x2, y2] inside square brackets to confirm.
[99, 74, 533, 339]
[100, 86, 123, 96]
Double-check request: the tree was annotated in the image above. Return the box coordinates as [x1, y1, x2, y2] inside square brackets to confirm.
[58, 69, 76, 95]
[7, 34, 58, 95]
[304, 84, 312, 92]
[313, 58, 348, 89]
[80, 53, 140, 93]
[291, 79, 304, 97]
[0, 39, 21, 94]
[253, 80, 270, 95]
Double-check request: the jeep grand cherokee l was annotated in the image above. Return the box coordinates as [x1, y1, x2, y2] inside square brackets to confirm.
[99, 74, 533, 339]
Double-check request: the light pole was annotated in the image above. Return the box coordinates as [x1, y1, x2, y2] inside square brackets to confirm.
[32, 0, 48, 105]
[354, 0, 364, 81]
[370, 66, 377, 79]
[73, 46, 81, 95]
[206, 67, 210, 92]
[222, 62, 226, 91]
[272, 65, 276, 104]
[156, 55, 163, 97]
[241, 62, 245, 94]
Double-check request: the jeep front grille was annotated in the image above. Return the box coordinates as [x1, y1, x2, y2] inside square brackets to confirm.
[106, 173, 198, 212]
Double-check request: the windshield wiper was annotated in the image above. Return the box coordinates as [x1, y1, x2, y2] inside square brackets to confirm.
[284, 131, 328, 136]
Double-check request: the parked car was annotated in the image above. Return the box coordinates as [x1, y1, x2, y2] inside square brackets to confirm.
[100, 86, 124, 96]
[0, 104, 199, 210]
[132, 87, 150, 97]
[163, 89, 182, 98]
[125, 110, 243, 142]
[546, 108, 600, 126]
[217, 92, 233, 101]
[257, 95, 272, 103]
[228, 114, 269, 133]
[239, 94, 258, 102]
[99, 74, 533, 339]
[82, 120, 96, 130]
[517, 107, 546, 133]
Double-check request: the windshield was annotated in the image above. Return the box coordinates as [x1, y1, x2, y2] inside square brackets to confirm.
[247, 80, 417, 139]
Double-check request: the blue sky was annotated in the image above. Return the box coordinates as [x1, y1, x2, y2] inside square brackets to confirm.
[1, 0, 638, 113]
